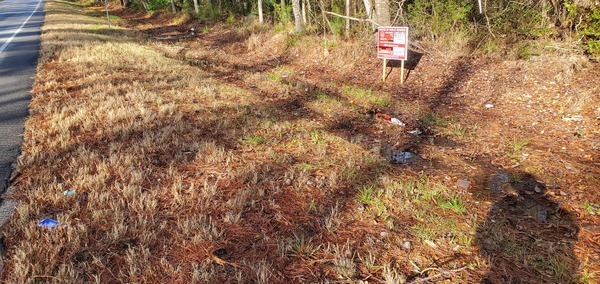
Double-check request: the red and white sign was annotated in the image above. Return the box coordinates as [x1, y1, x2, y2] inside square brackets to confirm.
[377, 27, 408, 60]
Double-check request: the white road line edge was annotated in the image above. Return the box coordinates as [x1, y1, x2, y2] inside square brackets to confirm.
[0, 0, 42, 56]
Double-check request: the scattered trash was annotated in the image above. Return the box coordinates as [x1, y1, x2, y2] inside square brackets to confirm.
[536, 208, 548, 222]
[484, 103, 494, 108]
[456, 179, 471, 190]
[284, 179, 292, 186]
[424, 240, 438, 249]
[562, 115, 583, 122]
[190, 27, 195, 36]
[37, 219, 64, 230]
[390, 151, 414, 164]
[401, 241, 412, 250]
[380, 231, 389, 238]
[63, 189, 76, 196]
[376, 113, 406, 126]
[408, 129, 422, 136]
[390, 117, 405, 126]
[357, 204, 365, 211]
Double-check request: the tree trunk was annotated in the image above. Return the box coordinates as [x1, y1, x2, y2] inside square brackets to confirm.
[292, 0, 303, 32]
[170, 0, 177, 13]
[193, 0, 200, 14]
[363, 0, 390, 26]
[306, 0, 311, 24]
[363, 0, 373, 20]
[258, 0, 264, 23]
[345, 0, 350, 37]
[139, 0, 149, 11]
[302, 0, 307, 25]
[373, 0, 390, 25]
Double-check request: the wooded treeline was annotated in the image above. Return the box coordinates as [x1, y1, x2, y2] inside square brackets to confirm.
[110, 0, 600, 56]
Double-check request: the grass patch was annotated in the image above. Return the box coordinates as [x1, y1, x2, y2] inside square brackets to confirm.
[420, 112, 449, 127]
[242, 134, 266, 146]
[342, 85, 392, 108]
[439, 195, 467, 214]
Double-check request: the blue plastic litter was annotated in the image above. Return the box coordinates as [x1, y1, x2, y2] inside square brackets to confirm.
[63, 189, 76, 196]
[391, 151, 414, 164]
[37, 218, 63, 230]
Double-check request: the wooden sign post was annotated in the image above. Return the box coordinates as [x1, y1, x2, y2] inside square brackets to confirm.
[377, 27, 408, 84]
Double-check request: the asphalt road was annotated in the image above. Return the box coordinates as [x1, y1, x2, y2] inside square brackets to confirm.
[0, 0, 45, 226]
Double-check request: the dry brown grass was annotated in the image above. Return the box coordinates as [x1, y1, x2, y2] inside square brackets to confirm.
[0, 0, 598, 283]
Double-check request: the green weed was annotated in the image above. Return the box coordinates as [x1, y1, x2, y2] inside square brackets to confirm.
[356, 185, 377, 204]
[420, 112, 448, 127]
[439, 195, 466, 214]
[297, 163, 313, 172]
[310, 130, 325, 145]
[415, 224, 433, 241]
[445, 123, 468, 137]
[288, 233, 321, 260]
[315, 92, 333, 101]
[320, 39, 337, 50]
[343, 85, 371, 99]
[285, 33, 300, 49]
[266, 72, 283, 82]
[242, 135, 266, 146]
[369, 96, 391, 107]
[507, 137, 529, 152]
[583, 203, 598, 215]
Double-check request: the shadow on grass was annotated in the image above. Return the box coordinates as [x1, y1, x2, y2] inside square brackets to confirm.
[5, 2, 584, 283]
[149, 33, 584, 282]
[475, 169, 580, 283]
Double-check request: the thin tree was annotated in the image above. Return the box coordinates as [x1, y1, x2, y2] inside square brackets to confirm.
[258, 0, 264, 23]
[362, 0, 390, 26]
[345, 0, 350, 37]
[292, 0, 303, 32]
[170, 0, 177, 13]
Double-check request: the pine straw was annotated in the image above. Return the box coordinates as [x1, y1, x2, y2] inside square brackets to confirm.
[1, 0, 598, 283]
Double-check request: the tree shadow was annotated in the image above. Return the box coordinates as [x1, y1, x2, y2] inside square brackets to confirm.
[385, 49, 424, 81]
[475, 170, 580, 283]
[3, 2, 587, 282]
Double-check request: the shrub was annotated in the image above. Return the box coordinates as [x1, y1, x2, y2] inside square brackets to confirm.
[407, 0, 472, 39]
[581, 5, 600, 58]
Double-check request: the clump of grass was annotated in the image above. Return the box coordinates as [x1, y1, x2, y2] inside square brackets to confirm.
[343, 85, 371, 99]
[439, 195, 467, 214]
[287, 233, 321, 260]
[420, 112, 449, 127]
[342, 85, 392, 108]
[266, 72, 283, 82]
[507, 137, 529, 152]
[242, 134, 266, 146]
[444, 122, 468, 137]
